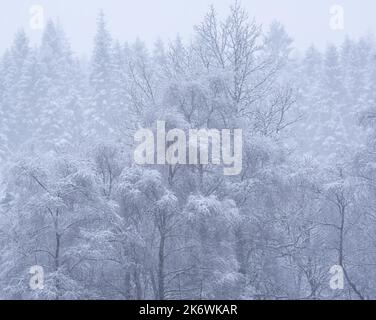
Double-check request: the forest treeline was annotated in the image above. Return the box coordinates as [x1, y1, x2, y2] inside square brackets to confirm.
[1, 3, 376, 299]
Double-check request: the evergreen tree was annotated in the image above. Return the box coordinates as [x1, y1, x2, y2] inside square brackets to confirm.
[89, 11, 113, 133]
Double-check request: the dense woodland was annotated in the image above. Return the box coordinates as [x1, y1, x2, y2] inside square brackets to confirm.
[1, 3, 376, 299]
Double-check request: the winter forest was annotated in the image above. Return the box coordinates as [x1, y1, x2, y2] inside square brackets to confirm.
[1, 2, 376, 300]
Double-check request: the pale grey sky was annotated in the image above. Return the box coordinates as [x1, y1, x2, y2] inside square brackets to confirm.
[0, 0, 373, 56]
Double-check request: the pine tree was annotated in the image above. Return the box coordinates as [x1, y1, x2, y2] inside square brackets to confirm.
[29, 20, 84, 145]
[89, 11, 113, 133]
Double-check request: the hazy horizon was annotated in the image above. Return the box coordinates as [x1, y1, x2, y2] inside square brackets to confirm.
[0, 0, 374, 56]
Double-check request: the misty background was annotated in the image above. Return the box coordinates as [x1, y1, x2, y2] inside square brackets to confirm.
[1, 0, 376, 300]
[0, 0, 373, 54]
